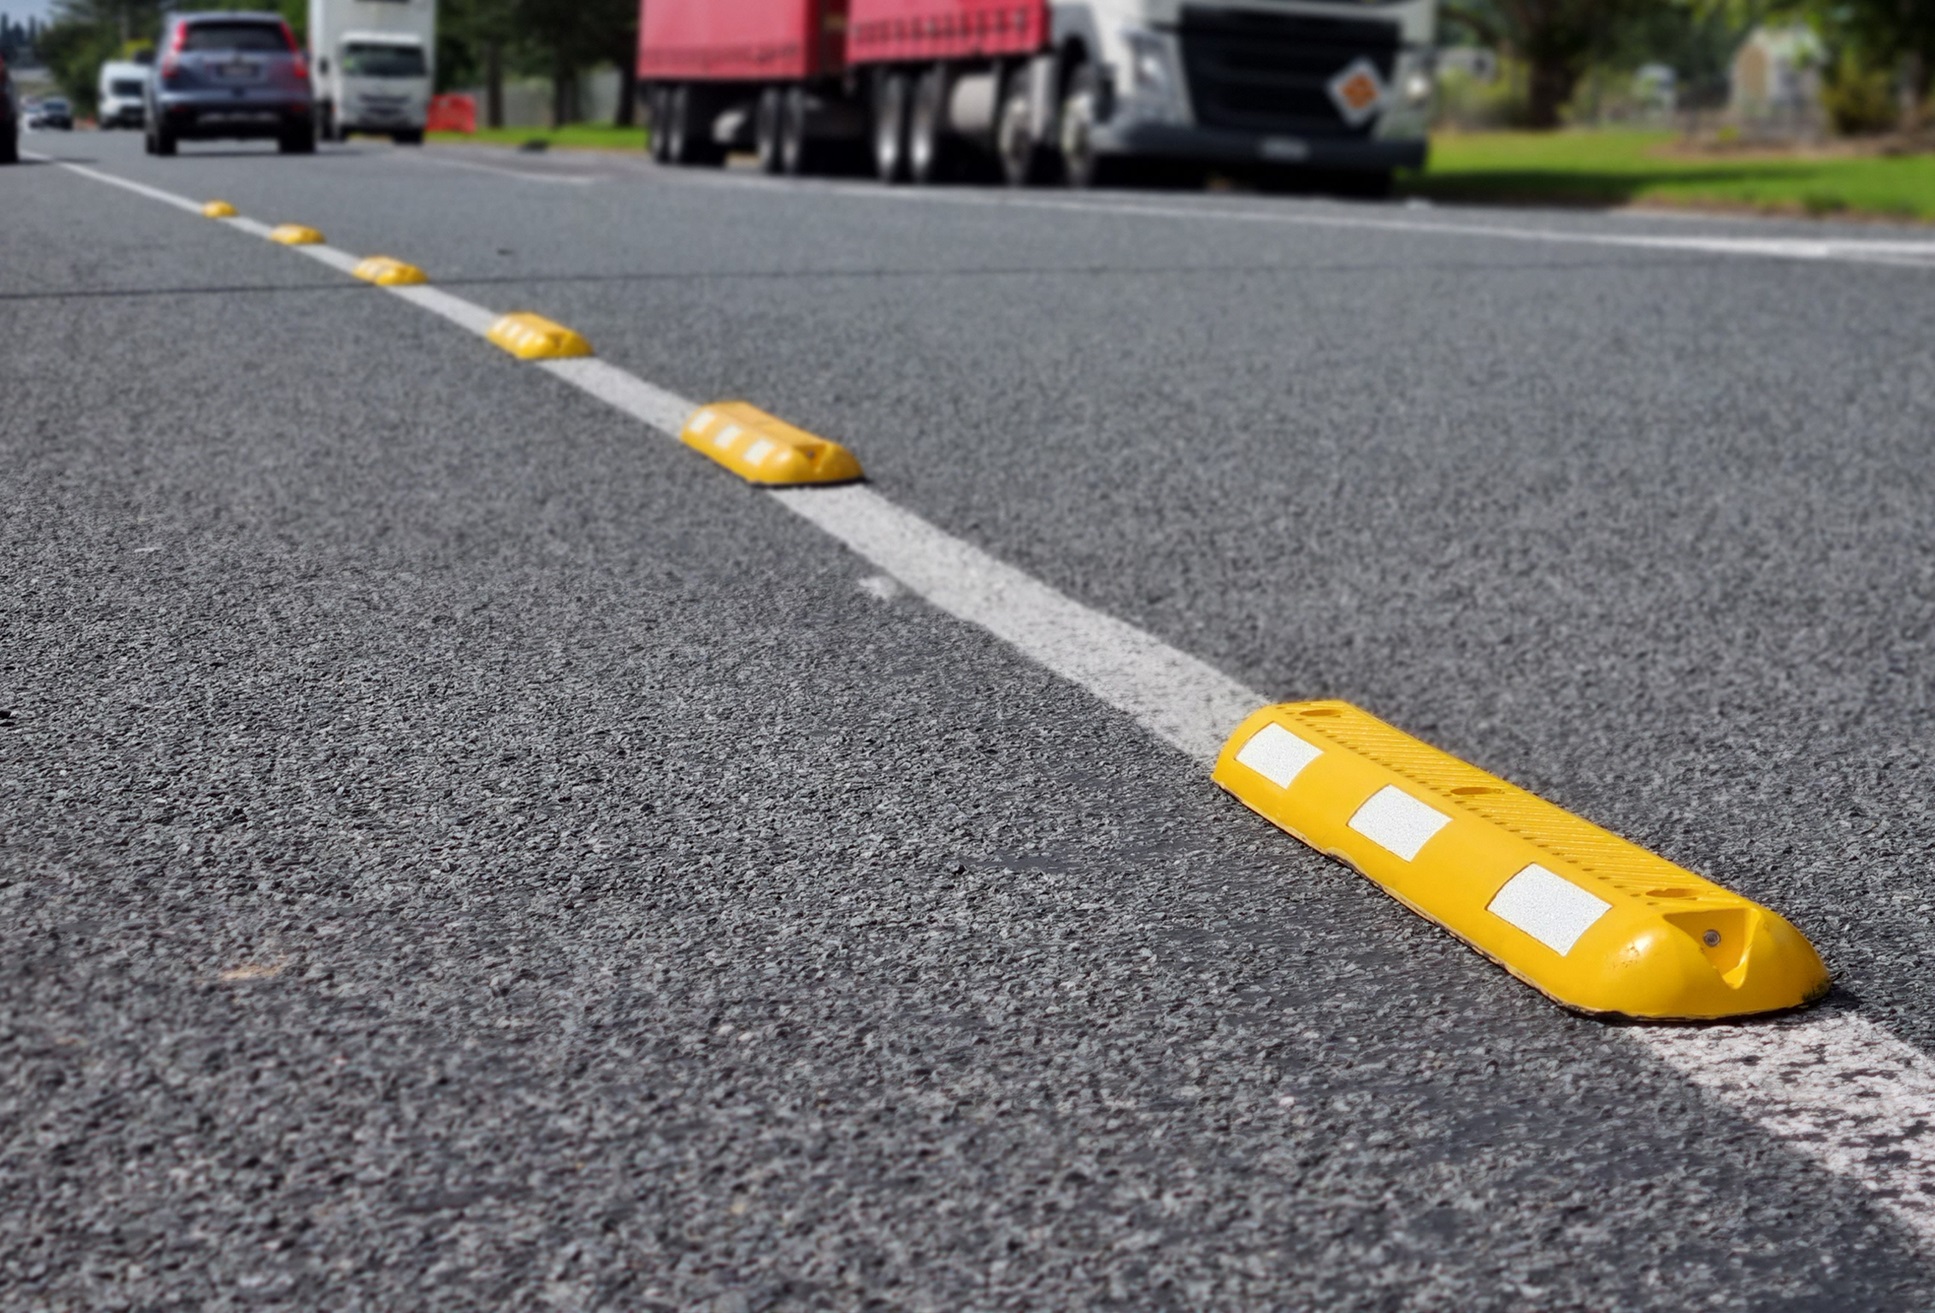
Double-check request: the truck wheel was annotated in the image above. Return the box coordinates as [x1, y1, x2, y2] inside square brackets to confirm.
[648, 87, 671, 163]
[0, 127, 16, 165]
[754, 87, 784, 175]
[665, 85, 694, 163]
[666, 85, 723, 167]
[872, 70, 910, 184]
[908, 65, 952, 185]
[996, 66, 1052, 187]
[1059, 65, 1115, 189]
[779, 85, 814, 177]
[155, 124, 177, 157]
[392, 128, 424, 146]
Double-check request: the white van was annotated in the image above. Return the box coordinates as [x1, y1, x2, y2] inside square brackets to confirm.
[98, 60, 148, 130]
[309, 0, 436, 144]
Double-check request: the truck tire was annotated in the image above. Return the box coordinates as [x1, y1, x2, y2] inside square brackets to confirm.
[779, 85, 815, 177]
[872, 70, 910, 184]
[908, 65, 953, 185]
[996, 65, 1052, 187]
[0, 126, 16, 165]
[392, 128, 424, 146]
[155, 124, 177, 157]
[665, 84, 723, 167]
[648, 87, 672, 163]
[1059, 65, 1116, 188]
[755, 87, 784, 175]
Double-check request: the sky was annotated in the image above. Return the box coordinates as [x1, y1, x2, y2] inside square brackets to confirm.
[4, 0, 54, 24]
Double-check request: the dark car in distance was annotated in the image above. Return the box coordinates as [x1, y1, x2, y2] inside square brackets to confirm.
[0, 54, 17, 164]
[145, 11, 315, 156]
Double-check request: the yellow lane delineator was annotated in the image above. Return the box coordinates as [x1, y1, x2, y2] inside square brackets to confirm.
[201, 200, 238, 219]
[352, 256, 429, 287]
[1214, 701, 1829, 1019]
[680, 403, 864, 487]
[268, 224, 324, 246]
[486, 313, 593, 361]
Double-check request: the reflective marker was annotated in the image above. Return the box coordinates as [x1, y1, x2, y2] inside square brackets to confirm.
[201, 200, 237, 219]
[679, 403, 863, 488]
[485, 313, 594, 361]
[352, 255, 429, 287]
[1213, 701, 1830, 1019]
[268, 224, 324, 246]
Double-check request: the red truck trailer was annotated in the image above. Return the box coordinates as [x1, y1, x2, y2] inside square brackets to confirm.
[640, 0, 1438, 191]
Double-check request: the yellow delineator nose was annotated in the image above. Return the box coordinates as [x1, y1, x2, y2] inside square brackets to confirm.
[680, 403, 864, 487]
[268, 224, 325, 246]
[201, 200, 238, 218]
[352, 256, 428, 286]
[1214, 701, 1830, 1019]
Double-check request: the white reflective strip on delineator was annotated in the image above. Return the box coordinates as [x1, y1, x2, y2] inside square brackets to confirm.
[1235, 722, 1323, 790]
[744, 438, 776, 466]
[715, 425, 742, 450]
[1487, 864, 1611, 956]
[1347, 785, 1451, 861]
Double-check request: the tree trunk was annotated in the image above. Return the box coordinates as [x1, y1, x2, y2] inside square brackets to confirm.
[485, 42, 504, 130]
[613, 58, 637, 127]
[1526, 58, 1577, 130]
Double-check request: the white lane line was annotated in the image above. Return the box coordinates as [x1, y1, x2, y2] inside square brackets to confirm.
[1639, 1015, 1935, 1250]
[676, 169, 1935, 270]
[288, 244, 364, 274]
[384, 284, 502, 336]
[46, 153, 1935, 1253]
[771, 484, 1262, 765]
[537, 358, 693, 436]
[403, 150, 605, 186]
[24, 153, 206, 215]
[225, 217, 276, 239]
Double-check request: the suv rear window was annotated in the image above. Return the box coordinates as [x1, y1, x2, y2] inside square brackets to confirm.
[180, 22, 290, 53]
[341, 43, 426, 78]
[111, 79, 144, 95]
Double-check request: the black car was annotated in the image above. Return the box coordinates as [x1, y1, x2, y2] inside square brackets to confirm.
[146, 11, 315, 156]
[0, 53, 16, 164]
[31, 95, 74, 129]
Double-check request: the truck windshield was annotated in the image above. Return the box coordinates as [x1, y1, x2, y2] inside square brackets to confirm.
[111, 79, 143, 95]
[181, 23, 291, 53]
[341, 44, 426, 78]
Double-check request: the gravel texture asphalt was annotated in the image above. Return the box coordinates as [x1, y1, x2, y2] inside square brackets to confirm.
[4, 133, 1935, 1309]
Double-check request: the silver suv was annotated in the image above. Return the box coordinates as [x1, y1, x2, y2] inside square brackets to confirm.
[146, 11, 315, 156]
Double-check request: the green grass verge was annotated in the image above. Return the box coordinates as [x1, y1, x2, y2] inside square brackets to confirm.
[1413, 129, 1935, 222]
[427, 123, 650, 152]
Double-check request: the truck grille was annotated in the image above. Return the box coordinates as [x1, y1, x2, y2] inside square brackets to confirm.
[1177, 6, 1400, 137]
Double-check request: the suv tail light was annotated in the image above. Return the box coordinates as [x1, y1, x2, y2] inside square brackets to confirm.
[161, 24, 186, 78]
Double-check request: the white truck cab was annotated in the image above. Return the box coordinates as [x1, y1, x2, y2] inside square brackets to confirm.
[1052, 0, 1437, 187]
[309, 0, 436, 144]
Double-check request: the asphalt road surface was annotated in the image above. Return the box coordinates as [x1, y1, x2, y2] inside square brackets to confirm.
[7, 131, 1935, 1311]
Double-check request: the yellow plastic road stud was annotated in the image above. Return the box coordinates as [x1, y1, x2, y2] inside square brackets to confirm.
[268, 224, 325, 246]
[1214, 701, 1830, 1019]
[201, 200, 238, 219]
[352, 256, 429, 286]
[679, 403, 864, 487]
[486, 312, 593, 361]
